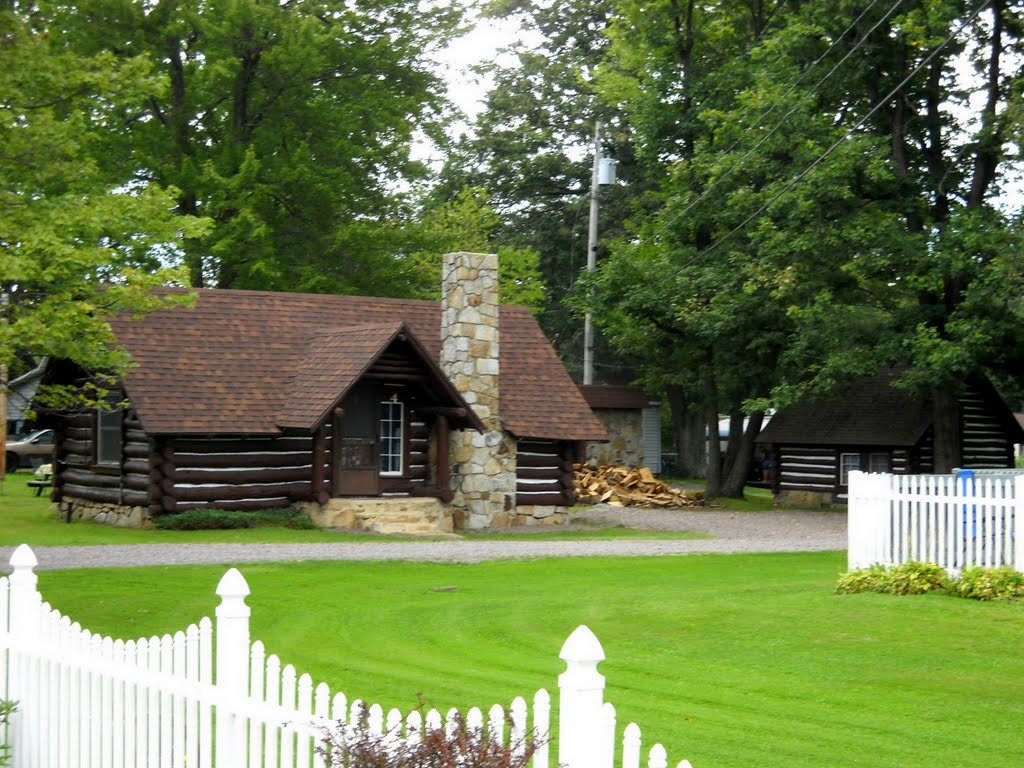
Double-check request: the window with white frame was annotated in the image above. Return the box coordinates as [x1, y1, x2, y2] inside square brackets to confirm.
[839, 453, 860, 486]
[96, 408, 123, 467]
[379, 395, 403, 475]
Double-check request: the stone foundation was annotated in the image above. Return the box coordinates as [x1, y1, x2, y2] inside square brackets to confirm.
[59, 497, 151, 528]
[774, 489, 837, 508]
[506, 505, 569, 527]
[299, 497, 454, 536]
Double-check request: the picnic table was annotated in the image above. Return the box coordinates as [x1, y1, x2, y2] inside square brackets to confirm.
[27, 464, 53, 496]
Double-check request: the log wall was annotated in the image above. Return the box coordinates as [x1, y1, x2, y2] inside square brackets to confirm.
[154, 434, 316, 514]
[777, 446, 837, 498]
[960, 384, 1014, 468]
[55, 410, 151, 508]
[516, 440, 575, 507]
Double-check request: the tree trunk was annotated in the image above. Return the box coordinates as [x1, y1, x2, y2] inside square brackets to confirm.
[932, 383, 961, 473]
[719, 411, 765, 498]
[704, 404, 722, 498]
[667, 385, 706, 478]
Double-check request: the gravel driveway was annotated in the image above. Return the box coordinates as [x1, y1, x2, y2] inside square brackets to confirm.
[0, 507, 847, 571]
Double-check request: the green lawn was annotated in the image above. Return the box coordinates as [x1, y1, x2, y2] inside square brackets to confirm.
[32, 552, 1024, 768]
[0, 471, 704, 545]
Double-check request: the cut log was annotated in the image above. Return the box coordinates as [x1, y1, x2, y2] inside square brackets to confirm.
[573, 464, 702, 509]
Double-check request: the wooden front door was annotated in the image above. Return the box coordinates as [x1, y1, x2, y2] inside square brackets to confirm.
[333, 382, 380, 496]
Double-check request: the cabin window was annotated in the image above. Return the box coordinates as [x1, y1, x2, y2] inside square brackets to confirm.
[379, 396, 404, 475]
[839, 453, 860, 486]
[868, 452, 890, 473]
[96, 408, 123, 467]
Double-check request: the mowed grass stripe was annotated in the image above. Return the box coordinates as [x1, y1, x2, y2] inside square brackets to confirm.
[33, 553, 1024, 767]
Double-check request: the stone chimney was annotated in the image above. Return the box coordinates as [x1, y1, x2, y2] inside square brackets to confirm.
[440, 252, 516, 528]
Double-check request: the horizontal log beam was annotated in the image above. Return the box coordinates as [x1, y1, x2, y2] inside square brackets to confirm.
[168, 452, 312, 470]
[170, 437, 312, 454]
[171, 466, 311, 485]
[414, 406, 467, 419]
[62, 484, 148, 507]
[167, 481, 311, 502]
[169, 497, 294, 513]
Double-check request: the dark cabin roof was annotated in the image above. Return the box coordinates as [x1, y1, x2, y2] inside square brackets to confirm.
[109, 288, 607, 441]
[757, 369, 934, 447]
[578, 384, 657, 410]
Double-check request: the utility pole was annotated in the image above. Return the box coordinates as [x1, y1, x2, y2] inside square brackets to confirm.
[583, 122, 617, 385]
[583, 121, 602, 386]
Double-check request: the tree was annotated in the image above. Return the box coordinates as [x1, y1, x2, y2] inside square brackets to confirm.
[434, 0, 650, 371]
[49, 0, 461, 296]
[0, 4, 207, 406]
[584, 0, 1024, 493]
[403, 187, 547, 311]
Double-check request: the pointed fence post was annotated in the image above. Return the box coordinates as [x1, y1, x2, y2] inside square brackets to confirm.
[8, 544, 40, 760]
[1015, 475, 1024, 574]
[216, 568, 251, 768]
[558, 625, 611, 768]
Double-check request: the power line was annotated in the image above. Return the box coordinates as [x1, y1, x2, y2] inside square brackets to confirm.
[671, 0, 993, 270]
[645, 0, 906, 246]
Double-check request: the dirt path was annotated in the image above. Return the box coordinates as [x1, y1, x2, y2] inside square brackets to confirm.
[0, 507, 847, 571]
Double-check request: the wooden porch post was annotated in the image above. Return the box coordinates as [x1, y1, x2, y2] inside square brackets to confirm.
[312, 423, 328, 504]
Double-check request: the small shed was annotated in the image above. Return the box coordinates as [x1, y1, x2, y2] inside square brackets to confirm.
[578, 385, 662, 473]
[757, 368, 1024, 505]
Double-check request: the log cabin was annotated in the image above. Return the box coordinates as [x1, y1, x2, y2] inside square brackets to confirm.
[757, 368, 1024, 505]
[45, 252, 608, 533]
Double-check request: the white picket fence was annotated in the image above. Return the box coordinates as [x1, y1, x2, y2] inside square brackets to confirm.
[848, 470, 1024, 573]
[0, 544, 694, 768]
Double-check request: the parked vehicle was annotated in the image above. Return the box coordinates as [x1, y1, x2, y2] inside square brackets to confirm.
[5, 429, 55, 472]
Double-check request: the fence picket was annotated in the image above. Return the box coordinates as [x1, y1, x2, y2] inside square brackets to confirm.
[622, 722, 641, 768]
[532, 688, 551, 768]
[2, 546, 696, 768]
[850, 470, 1024, 574]
[264, 654, 281, 768]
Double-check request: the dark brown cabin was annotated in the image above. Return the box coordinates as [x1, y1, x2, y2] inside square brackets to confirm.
[45, 281, 607, 528]
[757, 369, 1024, 505]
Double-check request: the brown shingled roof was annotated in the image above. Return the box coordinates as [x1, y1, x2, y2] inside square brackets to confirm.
[110, 288, 607, 441]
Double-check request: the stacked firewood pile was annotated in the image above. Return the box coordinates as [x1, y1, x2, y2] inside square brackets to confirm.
[573, 464, 703, 508]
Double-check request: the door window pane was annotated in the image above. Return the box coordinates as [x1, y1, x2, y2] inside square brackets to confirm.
[379, 399, 403, 475]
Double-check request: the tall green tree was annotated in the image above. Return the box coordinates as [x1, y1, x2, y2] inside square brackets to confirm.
[51, 0, 461, 295]
[0, 4, 206, 402]
[435, 0, 650, 371]
[588, 0, 1024, 493]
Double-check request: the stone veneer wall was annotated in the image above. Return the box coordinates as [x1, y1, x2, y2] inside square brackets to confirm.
[59, 497, 151, 527]
[440, 251, 517, 529]
[585, 409, 645, 467]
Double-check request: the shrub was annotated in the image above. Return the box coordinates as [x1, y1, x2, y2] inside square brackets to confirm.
[835, 564, 889, 594]
[881, 561, 951, 595]
[952, 567, 1024, 601]
[318, 709, 543, 768]
[155, 507, 314, 530]
[837, 562, 1024, 602]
